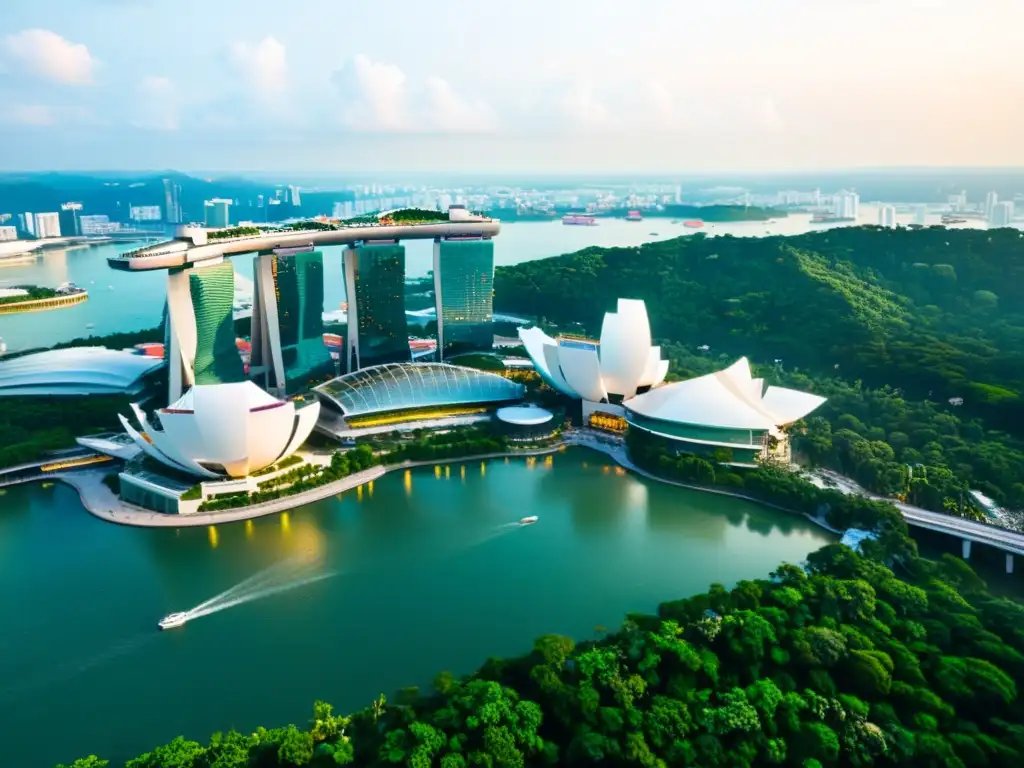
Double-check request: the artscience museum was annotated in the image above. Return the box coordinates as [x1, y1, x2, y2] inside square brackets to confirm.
[519, 298, 826, 465]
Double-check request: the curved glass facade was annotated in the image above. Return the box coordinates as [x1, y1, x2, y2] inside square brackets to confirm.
[273, 252, 334, 391]
[434, 238, 494, 358]
[189, 262, 245, 386]
[344, 244, 411, 370]
[625, 409, 768, 448]
[316, 362, 524, 417]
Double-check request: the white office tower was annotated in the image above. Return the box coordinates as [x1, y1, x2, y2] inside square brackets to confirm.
[990, 201, 1014, 228]
[289, 186, 302, 207]
[914, 205, 928, 225]
[985, 191, 999, 220]
[33, 212, 61, 238]
[878, 205, 897, 228]
[948, 191, 967, 212]
[0, 226, 17, 241]
[833, 191, 860, 221]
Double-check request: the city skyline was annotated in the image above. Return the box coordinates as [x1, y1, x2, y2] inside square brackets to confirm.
[1, 0, 1022, 173]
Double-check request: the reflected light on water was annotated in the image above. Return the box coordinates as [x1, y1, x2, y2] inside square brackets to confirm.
[602, 465, 610, 474]
[460, 465, 466, 482]
[403, 470, 412, 496]
[280, 512, 291, 535]
[245, 520, 254, 539]
[544, 455, 553, 469]
[356, 485, 363, 501]
[207, 526, 219, 549]
[480, 461, 486, 477]
[444, 466, 450, 479]
[504, 457, 509, 464]
[434, 465, 441, 479]
[368, 480, 374, 498]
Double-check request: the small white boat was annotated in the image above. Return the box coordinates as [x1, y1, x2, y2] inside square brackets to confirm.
[519, 516, 539, 525]
[158, 612, 188, 630]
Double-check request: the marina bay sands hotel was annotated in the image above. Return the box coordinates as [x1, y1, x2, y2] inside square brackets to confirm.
[109, 206, 500, 402]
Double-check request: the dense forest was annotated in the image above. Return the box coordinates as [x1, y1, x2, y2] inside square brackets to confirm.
[57, 470, 1024, 767]
[494, 226, 1024, 514]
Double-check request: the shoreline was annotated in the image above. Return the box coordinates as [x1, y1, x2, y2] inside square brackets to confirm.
[54, 437, 839, 535]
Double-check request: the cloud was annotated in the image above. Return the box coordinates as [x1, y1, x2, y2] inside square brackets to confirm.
[229, 37, 288, 95]
[2, 29, 96, 85]
[133, 76, 179, 131]
[5, 105, 56, 126]
[421, 77, 494, 132]
[332, 54, 407, 131]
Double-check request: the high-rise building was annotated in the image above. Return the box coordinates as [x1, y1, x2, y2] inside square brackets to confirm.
[914, 205, 928, 225]
[163, 178, 183, 223]
[343, 241, 410, 371]
[33, 212, 61, 239]
[833, 191, 859, 221]
[59, 202, 83, 236]
[991, 201, 1014, 228]
[0, 226, 18, 241]
[948, 191, 967, 212]
[80, 215, 119, 235]
[130, 205, 162, 222]
[251, 251, 333, 395]
[18, 212, 35, 237]
[289, 186, 302, 207]
[203, 199, 232, 228]
[165, 260, 246, 402]
[878, 205, 897, 228]
[433, 237, 495, 360]
[985, 191, 999, 220]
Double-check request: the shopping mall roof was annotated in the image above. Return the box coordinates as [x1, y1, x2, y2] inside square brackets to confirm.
[315, 362, 524, 417]
[625, 357, 826, 431]
[0, 346, 165, 397]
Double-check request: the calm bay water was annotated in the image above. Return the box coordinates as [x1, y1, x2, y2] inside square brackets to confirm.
[0, 207, 979, 353]
[0, 449, 833, 767]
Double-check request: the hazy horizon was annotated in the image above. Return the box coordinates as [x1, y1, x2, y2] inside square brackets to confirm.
[2, 0, 1022, 173]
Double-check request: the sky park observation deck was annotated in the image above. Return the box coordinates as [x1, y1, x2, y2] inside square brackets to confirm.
[108, 206, 501, 403]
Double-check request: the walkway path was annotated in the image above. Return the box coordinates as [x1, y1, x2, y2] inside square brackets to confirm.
[61, 467, 386, 528]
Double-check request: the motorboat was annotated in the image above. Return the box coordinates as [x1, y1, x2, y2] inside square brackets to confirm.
[158, 612, 189, 630]
[519, 516, 539, 525]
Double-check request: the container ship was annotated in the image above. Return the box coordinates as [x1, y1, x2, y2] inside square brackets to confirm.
[562, 214, 598, 226]
[625, 210, 643, 222]
[683, 219, 704, 228]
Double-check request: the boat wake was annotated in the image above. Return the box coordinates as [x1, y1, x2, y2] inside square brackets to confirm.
[169, 556, 337, 627]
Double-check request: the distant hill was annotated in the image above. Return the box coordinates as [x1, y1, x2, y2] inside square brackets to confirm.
[495, 226, 1024, 419]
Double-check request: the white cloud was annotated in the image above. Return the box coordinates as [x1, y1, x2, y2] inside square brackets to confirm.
[332, 54, 407, 131]
[422, 77, 494, 132]
[229, 37, 288, 95]
[5, 105, 56, 126]
[3, 29, 96, 85]
[133, 76, 179, 131]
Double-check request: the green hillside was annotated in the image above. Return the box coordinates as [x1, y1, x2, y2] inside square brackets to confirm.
[493, 226, 1024, 513]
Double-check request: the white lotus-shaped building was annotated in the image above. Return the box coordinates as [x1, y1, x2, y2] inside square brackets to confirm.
[519, 299, 669, 402]
[120, 381, 320, 479]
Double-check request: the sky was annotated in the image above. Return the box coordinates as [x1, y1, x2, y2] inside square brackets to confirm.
[0, 0, 1022, 174]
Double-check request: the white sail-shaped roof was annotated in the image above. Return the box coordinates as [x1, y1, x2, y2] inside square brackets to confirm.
[625, 358, 826, 430]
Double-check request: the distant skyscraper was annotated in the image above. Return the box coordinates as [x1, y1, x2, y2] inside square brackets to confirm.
[991, 201, 1014, 228]
[985, 191, 999, 220]
[878, 205, 897, 228]
[914, 205, 928, 225]
[33, 212, 61, 239]
[343, 241, 410, 371]
[289, 186, 302, 207]
[18, 212, 35, 237]
[948, 191, 967, 212]
[203, 199, 232, 228]
[80, 215, 119, 235]
[130, 205, 162, 222]
[59, 202, 82, 236]
[165, 261, 246, 402]
[433, 237, 494, 360]
[163, 178, 183, 223]
[0, 226, 18, 241]
[833, 191, 859, 221]
[251, 251, 333, 395]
